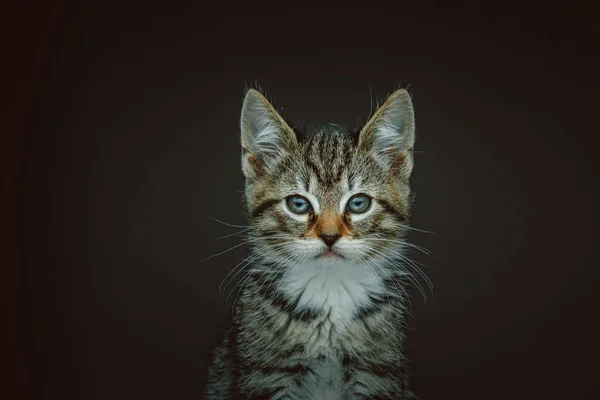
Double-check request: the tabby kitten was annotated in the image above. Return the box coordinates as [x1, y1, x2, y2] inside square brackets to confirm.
[204, 87, 420, 399]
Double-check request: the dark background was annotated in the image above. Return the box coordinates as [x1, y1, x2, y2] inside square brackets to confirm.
[6, 1, 599, 399]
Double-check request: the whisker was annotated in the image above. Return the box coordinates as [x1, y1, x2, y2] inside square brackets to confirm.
[254, 252, 304, 301]
[360, 256, 402, 310]
[219, 243, 291, 296]
[214, 228, 252, 241]
[366, 236, 435, 257]
[402, 225, 435, 234]
[358, 245, 408, 295]
[207, 215, 249, 229]
[227, 270, 254, 313]
[389, 253, 433, 301]
[225, 254, 272, 308]
[400, 241, 434, 257]
[219, 253, 259, 295]
[377, 251, 428, 304]
[200, 241, 247, 263]
[394, 251, 434, 292]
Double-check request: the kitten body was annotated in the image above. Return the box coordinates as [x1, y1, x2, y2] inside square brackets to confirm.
[205, 88, 420, 399]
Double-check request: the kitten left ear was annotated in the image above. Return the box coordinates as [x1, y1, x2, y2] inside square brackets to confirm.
[358, 89, 415, 179]
[240, 89, 297, 179]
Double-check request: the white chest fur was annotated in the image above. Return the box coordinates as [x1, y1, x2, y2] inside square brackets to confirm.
[278, 259, 385, 325]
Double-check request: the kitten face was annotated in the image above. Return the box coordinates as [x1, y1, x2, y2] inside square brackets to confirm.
[240, 88, 415, 275]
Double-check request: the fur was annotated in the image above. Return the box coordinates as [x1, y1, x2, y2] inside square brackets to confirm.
[204, 87, 420, 399]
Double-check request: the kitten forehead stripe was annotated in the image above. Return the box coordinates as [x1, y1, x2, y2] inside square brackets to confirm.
[251, 198, 279, 218]
[376, 199, 408, 222]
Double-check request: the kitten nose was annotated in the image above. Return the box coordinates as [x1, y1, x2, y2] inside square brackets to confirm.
[320, 233, 341, 248]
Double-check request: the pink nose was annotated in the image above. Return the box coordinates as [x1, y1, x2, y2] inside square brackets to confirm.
[319, 233, 341, 248]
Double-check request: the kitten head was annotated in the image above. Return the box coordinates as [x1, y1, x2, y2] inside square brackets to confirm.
[239, 88, 415, 272]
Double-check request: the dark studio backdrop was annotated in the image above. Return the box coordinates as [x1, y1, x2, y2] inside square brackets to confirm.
[7, 1, 599, 399]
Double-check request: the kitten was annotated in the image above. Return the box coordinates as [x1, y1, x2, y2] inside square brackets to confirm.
[204, 87, 420, 399]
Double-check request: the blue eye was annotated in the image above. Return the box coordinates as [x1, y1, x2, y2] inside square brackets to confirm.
[286, 195, 312, 214]
[346, 194, 371, 214]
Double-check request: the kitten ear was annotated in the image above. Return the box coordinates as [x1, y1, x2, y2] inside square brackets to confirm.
[240, 89, 297, 179]
[358, 89, 415, 179]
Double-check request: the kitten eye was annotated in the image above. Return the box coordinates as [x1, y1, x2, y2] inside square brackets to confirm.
[286, 195, 312, 214]
[346, 194, 371, 214]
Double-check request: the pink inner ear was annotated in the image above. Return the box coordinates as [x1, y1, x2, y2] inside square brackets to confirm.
[390, 151, 410, 177]
[248, 153, 262, 172]
[395, 152, 406, 165]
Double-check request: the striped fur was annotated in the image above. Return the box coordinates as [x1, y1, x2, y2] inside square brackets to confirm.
[205, 88, 420, 399]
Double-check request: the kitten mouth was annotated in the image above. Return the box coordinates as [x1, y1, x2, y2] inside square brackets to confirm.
[317, 250, 344, 259]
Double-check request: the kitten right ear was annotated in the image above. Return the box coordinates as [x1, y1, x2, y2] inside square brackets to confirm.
[240, 89, 297, 179]
[358, 89, 415, 180]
